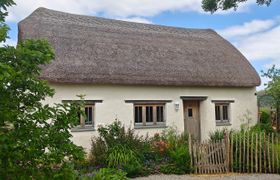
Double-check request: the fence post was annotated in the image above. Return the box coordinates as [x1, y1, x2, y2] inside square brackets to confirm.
[188, 134, 193, 168]
[224, 131, 230, 173]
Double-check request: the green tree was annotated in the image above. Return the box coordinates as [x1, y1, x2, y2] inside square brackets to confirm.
[202, 0, 272, 13]
[0, 1, 85, 179]
[262, 65, 280, 130]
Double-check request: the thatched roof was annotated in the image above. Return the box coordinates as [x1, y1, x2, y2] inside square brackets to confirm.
[18, 8, 260, 87]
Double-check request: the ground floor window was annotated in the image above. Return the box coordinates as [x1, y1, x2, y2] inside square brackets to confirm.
[82, 105, 94, 126]
[134, 104, 165, 126]
[215, 103, 230, 124]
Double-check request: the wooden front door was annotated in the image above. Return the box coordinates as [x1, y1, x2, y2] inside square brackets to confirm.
[184, 101, 200, 140]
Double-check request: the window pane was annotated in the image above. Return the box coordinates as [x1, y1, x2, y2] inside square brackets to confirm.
[77, 112, 81, 124]
[157, 106, 164, 122]
[85, 107, 93, 125]
[134, 106, 142, 123]
[215, 106, 221, 120]
[188, 108, 193, 118]
[222, 105, 228, 121]
[146, 106, 153, 122]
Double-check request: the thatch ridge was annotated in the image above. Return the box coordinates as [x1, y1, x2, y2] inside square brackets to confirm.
[18, 8, 261, 87]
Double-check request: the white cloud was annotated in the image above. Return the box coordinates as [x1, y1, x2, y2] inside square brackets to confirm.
[219, 17, 280, 90]
[218, 17, 280, 63]
[219, 19, 276, 38]
[237, 25, 280, 62]
[6, 0, 200, 22]
[7, 0, 254, 22]
[117, 17, 152, 24]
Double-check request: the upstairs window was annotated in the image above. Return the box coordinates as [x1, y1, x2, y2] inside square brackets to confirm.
[134, 104, 165, 126]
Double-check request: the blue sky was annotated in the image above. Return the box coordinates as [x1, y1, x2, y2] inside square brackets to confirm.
[4, 0, 280, 90]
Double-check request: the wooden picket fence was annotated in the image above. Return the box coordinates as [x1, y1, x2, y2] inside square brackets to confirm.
[189, 132, 280, 174]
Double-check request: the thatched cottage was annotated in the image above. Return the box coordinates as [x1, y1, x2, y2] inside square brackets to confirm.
[19, 8, 260, 150]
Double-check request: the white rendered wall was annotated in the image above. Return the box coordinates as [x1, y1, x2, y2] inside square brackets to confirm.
[44, 83, 258, 151]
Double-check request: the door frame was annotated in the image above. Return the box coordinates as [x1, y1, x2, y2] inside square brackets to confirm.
[180, 96, 207, 142]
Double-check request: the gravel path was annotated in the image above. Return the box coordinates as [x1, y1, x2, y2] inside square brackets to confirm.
[134, 174, 280, 180]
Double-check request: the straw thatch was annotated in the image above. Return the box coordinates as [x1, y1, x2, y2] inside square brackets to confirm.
[18, 8, 260, 87]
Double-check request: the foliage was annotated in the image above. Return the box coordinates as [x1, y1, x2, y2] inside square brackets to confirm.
[260, 109, 271, 124]
[97, 121, 149, 154]
[0, 1, 85, 178]
[168, 145, 192, 174]
[250, 123, 275, 134]
[151, 127, 192, 174]
[90, 123, 193, 177]
[90, 121, 148, 177]
[81, 168, 127, 180]
[106, 145, 139, 168]
[123, 158, 143, 178]
[209, 128, 228, 141]
[202, 0, 272, 13]
[262, 65, 280, 126]
[258, 90, 274, 108]
[89, 137, 107, 166]
[160, 163, 182, 174]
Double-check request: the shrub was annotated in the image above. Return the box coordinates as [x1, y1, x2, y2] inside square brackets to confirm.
[98, 121, 146, 150]
[89, 137, 107, 166]
[123, 159, 143, 178]
[160, 163, 183, 174]
[90, 121, 148, 177]
[250, 123, 275, 134]
[83, 168, 127, 180]
[169, 145, 192, 173]
[107, 145, 138, 168]
[260, 109, 271, 124]
[209, 129, 227, 142]
[151, 127, 192, 174]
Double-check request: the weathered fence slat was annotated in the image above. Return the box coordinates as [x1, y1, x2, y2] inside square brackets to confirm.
[272, 133, 275, 173]
[276, 136, 279, 174]
[268, 134, 271, 173]
[259, 133, 262, 173]
[255, 133, 258, 173]
[251, 133, 253, 173]
[190, 131, 279, 175]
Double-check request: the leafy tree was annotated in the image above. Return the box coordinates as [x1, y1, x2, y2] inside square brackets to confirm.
[262, 65, 280, 130]
[202, 0, 272, 13]
[0, 1, 85, 179]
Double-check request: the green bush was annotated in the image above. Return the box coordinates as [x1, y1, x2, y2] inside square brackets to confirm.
[150, 127, 192, 174]
[89, 168, 127, 180]
[107, 145, 138, 167]
[98, 121, 148, 152]
[123, 159, 144, 178]
[260, 109, 271, 124]
[160, 163, 183, 174]
[250, 123, 275, 134]
[169, 145, 192, 173]
[90, 121, 148, 177]
[90, 137, 107, 166]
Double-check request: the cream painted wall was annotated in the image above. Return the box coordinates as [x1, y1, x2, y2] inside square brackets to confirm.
[44, 83, 258, 151]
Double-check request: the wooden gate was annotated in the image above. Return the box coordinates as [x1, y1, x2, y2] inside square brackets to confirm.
[189, 136, 229, 174]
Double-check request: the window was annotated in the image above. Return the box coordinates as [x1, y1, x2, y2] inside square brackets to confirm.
[215, 103, 230, 124]
[78, 105, 94, 127]
[187, 108, 193, 118]
[134, 104, 165, 126]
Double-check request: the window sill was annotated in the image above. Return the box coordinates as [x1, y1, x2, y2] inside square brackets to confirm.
[216, 122, 231, 126]
[71, 126, 95, 132]
[134, 124, 167, 129]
